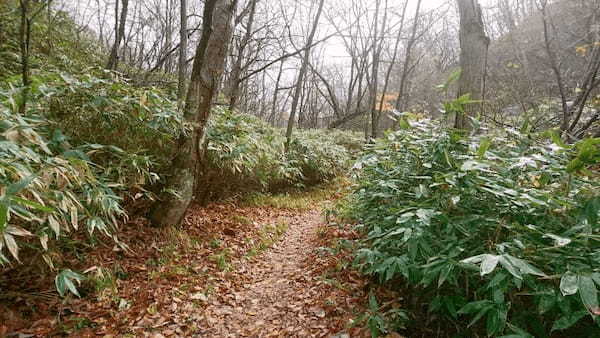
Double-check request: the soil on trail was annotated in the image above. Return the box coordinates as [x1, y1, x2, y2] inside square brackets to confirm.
[200, 209, 350, 337]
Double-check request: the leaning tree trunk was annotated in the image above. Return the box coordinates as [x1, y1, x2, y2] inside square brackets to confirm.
[150, 0, 237, 228]
[454, 0, 489, 130]
[106, 0, 129, 70]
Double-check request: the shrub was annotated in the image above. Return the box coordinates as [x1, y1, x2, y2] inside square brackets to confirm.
[287, 129, 362, 185]
[197, 109, 362, 202]
[0, 87, 125, 272]
[347, 118, 600, 336]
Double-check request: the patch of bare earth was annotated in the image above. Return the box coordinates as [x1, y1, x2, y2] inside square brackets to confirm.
[199, 209, 357, 337]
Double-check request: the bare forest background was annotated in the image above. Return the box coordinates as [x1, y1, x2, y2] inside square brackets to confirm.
[56, 0, 600, 138]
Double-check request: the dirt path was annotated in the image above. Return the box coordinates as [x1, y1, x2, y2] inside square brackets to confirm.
[199, 209, 349, 337]
[5, 194, 366, 337]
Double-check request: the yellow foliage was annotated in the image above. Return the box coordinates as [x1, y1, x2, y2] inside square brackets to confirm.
[576, 46, 588, 56]
[376, 93, 399, 112]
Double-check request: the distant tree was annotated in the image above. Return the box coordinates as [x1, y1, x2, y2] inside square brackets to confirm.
[18, 0, 49, 114]
[150, 0, 238, 228]
[227, 0, 258, 112]
[106, 0, 129, 70]
[455, 0, 490, 130]
[285, 0, 325, 151]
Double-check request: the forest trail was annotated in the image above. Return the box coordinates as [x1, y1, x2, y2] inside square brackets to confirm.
[5, 187, 369, 337]
[199, 208, 348, 337]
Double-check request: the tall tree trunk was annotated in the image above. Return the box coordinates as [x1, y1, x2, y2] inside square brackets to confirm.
[378, 0, 408, 117]
[285, 0, 325, 151]
[228, 0, 258, 112]
[454, 0, 490, 130]
[268, 60, 285, 125]
[177, 0, 188, 104]
[369, 0, 384, 139]
[395, 0, 422, 113]
[150, 0, 237, 228]
[106, 0, 129, 70]
[18, 0, 47, 114]
[18, 0, 31, 114]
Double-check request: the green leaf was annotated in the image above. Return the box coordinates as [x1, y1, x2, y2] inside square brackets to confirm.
[551, 311, 588, 331]
[369, 293, 379, 312]
[55, 269, 85, 297]
[0, 203, 7, 233]
[458, 300, 493, 314]
[578, 275, 600, 315]
[477, 137, 492, 159]
[7, 175, 36, 196]
[499, 256, 522, 280]
[481, 254, 500, 276]
[487, 307, 508, 336]
[10, 196, 54, 213]
[560, 272, 579, 296]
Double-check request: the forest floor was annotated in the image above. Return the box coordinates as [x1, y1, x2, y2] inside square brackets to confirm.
[1, 183, 375, 337]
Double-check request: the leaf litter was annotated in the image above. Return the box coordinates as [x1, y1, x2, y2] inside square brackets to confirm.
[2, 197, 372, 337]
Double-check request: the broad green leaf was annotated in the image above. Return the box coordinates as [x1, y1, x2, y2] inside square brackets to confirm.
[7, 175, 36, 196]
[10, 196, 54, 212]
[487, 307, 508, 336]
[477, 137, 492, 159]
[504, 255, 546, 277]
[55, 269, 85, 297]
[560, 272, 579, 296]
[578, 275, 600, 315]
[499, 256, 522, 280]
[551, 311, 588, 331]
[481, 254, 501, 276]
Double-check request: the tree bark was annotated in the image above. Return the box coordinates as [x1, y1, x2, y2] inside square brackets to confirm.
[18, 0, 31, 115]
[150, 0, 237, 228]
[177, 0, 188, 104]
[106, 0, 129, 70]
[285, 0, 325, 151]
[454, 0, 490, 130]
[228, 0, 258, 112]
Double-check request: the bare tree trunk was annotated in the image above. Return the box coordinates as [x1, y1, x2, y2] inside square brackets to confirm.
[268, 60, 285, 125]
[378, 0, 408, 116]
[150, 0, 237, 228]
[177, 0, 188, 104]
[228, 0, 258, 111]
[18, 0, 47, 114]
[106, 0, 129, 70]
[285, 0, 325, 151]
[369, 0, 384, 139]
[454, 0, 490, 130]
[18, 0, 31, 114]
[395, 0, 422, 113]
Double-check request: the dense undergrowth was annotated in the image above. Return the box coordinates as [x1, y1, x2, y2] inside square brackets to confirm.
[341, 118, 600, 336]
[0, 1, 362, 295]
[0, 73, 361, 283]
